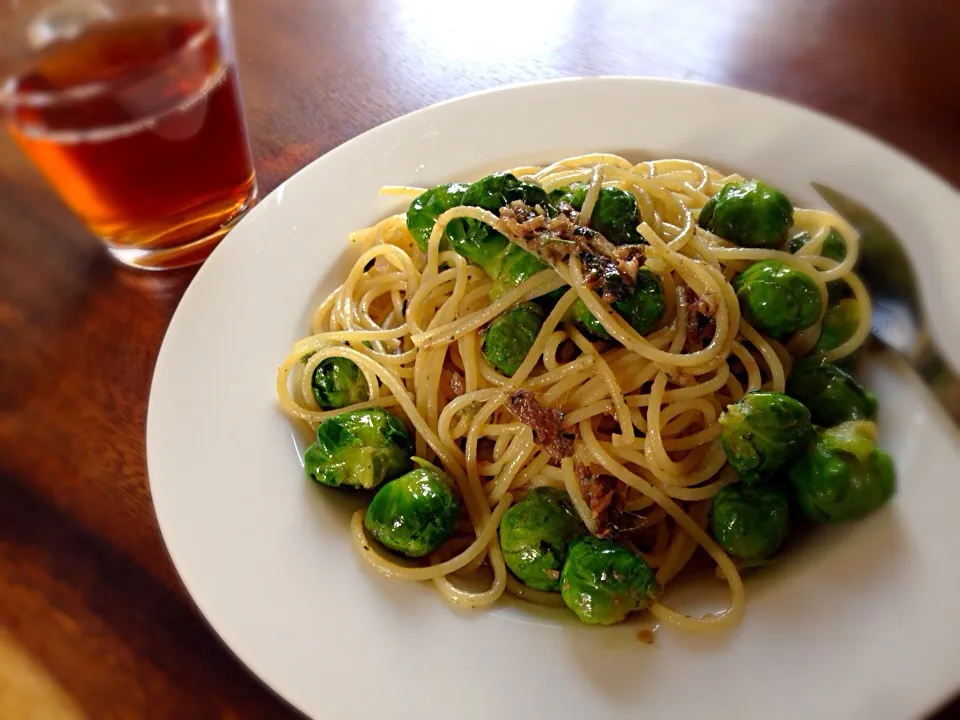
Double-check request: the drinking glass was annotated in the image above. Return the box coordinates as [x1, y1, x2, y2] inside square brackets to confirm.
[0, 0, 257, 269]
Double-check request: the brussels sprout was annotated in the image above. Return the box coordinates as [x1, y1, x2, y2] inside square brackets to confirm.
[822, 228, 848, 262]
[549, 181, 586, 207]
[719, 391, 813, 484]
[406, 182, 470, 253]
[711, 483, 791, 561]
[482, 302, 545, 377]
[591, 187, 644, 246]
[560, 537, 659, 625]
[789, 421, 896, 523]
[535, 286, 569, 311]
[786, 230, 810, 256]
[551, 183, 581, 208]
[462, 171, 551, 214]
[734, 260, 823, 338]
[304, 409, 412, 489]
[698, 179, 794, 249]
[489, 243, 550, 300]
[406, 175, 551, 301]
[787, 227, 847, 262]
[364, 458, 461, 557]
[786, 359, 877, 427]
[440, 178, 506, 271]
[446, 219, 509, 271]
[563, 268, 665, 339]
[551, 184, 644, 246]
[449, 172, 547, 267]
[787, 227, 850, 302]
[311, 357, 370, 409]
[439, 172, 551, 297]
[814, 298, 859, 353]
[565, 298, 608, 337]
[498, 488, 586, 591]
[614, 269, 666, 335]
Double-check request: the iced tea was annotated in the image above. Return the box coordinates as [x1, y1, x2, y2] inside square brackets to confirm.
[3, 14, 256, 268]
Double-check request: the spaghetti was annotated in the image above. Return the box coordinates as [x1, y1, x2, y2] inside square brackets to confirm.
[276, 155, 870, 631]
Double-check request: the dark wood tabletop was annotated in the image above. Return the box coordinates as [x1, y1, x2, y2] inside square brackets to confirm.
[1, 0, 958, 717]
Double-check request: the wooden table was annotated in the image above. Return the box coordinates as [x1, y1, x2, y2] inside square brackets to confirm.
[1, 0, 958, 716]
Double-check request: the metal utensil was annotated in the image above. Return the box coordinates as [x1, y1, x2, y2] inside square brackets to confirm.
[812, 182, 960, 426]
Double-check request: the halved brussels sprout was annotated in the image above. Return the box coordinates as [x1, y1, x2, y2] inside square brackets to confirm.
[311, 357, 370, 409]
[304, 409, 412, 489]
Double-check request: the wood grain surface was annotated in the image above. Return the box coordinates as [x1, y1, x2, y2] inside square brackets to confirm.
[1, 0, 958, 717]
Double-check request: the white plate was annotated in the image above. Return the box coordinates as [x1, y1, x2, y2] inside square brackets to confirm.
[147, 78, 960, 720]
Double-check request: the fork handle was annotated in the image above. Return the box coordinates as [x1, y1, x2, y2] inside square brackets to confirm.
[913, 335, 960, 428]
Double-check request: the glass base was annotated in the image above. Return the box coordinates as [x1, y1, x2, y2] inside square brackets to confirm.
[105, 184, 258, 271]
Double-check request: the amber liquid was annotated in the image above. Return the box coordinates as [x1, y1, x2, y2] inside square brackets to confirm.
[4, 15, 256, 268]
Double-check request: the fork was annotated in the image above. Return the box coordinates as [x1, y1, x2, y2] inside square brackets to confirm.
[812, 182, 960, 427]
